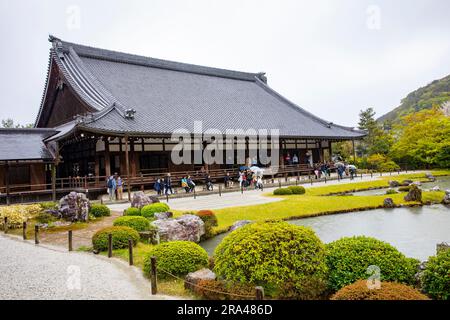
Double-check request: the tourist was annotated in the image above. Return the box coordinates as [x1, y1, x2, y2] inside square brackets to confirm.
[106, 175, 116, 201]
[238, 171, 244, 188]
[224, 172, 231, 188]
[292, 154, 299, 166]
[181, 176, 189, 193]
[154, 178, 162, 195]
[205, 175, 213, 191]
[187, 175, 195, 192]
[255, 175, 264, 190]
[164, 173, 173, 195]
[347, 164, 357, 180]
[117, 176, 123, 200]
[285, 153, 292, 165]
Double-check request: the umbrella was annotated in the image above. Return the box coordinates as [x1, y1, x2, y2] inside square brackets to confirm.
[250, 166, 263, 172]
[239, 166, 250, 171]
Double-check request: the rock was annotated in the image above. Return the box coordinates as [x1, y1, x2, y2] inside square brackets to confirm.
[131, 191, 158, 209]
[412, 181, 421, 186]
[425, 173, 436, 181]
[443, 190, 450, 205]
[383, 198, 395, 208]
[431, 186, 440, 191]
[138, 230, 159, 245]
[58, 192, 90, 222]
[389, 180, 400, 188]
[404, 184, 422, 202]
[151, 214, 205, 242]
[401, 179, 413, 186]
[184, 268, 216, 291]
[154, 212, 173, 220]
[229, 220, 253, 232]
[414, 261, 428, 289]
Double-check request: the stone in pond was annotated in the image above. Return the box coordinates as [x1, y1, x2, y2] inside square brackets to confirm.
[401, 179, 413, 186]
[404, 184, 422, 202]
[383, 198, 395, 208]
[229, 220, 253, 232]
[430, 186, 440, 191]
[58, 192, 90, 222]
[151, 214, 205, 242]
[425, 173, 436, 181]
[184, 268, 216, 291]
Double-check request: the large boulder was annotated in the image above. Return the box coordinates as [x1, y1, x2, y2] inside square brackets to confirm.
[404, 184, 422, 202]
[383, 198, 395, 208]
[154, 212, 173, 220]
[151, 214, 205, 242]
[229, 220, 253, 232]
[388, 180, 400, 188]
[184, 268, 217, 291]
[58, 192, 90, 222]
[131, 191, 159, 209]
[443, 190, 450, 205]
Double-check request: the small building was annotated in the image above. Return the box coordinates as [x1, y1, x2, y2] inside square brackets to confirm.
[0, 36, 364, 203]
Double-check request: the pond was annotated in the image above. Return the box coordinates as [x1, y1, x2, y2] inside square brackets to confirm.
[352, 176, 450, 196]
[201, 204, 450, 261]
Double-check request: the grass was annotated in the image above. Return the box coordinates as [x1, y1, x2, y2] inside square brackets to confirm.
[211, 171, 449, 233]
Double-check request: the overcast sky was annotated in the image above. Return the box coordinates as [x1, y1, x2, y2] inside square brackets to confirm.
[0, 0, 449, 127]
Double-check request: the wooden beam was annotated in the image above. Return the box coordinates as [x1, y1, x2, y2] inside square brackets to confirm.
[51, 163, 57, 202]
[352, 139, 356, 162]
[104, 139, 111, 177]
[5, 162, 10, 206]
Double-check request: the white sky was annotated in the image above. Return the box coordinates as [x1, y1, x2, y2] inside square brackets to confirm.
[0, 0, 449, 127]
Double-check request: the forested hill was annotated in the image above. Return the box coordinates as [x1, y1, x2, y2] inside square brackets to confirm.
[378, 74, 450, 124]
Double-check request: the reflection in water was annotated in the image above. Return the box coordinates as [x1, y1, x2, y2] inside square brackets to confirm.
[201, 205, 450, 261]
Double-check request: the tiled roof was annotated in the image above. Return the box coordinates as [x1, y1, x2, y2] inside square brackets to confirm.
[0, 129, 56, 161]
[42, 36, 365, 139]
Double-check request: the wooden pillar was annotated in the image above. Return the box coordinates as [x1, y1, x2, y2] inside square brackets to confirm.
[51, 162, 57, 202]
[329, 141, 333, 160]
[104, 139, 111, 177]
[352, 139, 356, 163]
[130, 140, 137, 177]
[5, 162, 10, 206]
[125, 135, 131, 201]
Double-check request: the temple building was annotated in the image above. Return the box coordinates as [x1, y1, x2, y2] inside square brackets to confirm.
[0, 36, 364, 203]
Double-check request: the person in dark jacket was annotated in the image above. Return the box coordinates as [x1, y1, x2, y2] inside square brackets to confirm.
[164, 173, 173, 195]
[205, 175, 213, 191]
[154, 178, 162, 195]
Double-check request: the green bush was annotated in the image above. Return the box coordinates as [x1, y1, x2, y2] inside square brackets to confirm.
[196, 210, 218, 240]
[144, 241, 208, 277]
[214, 222, 328, 299]
[422, 249, 450, 300]
[113, 216, 150, 232]
[89, 204, 111, 217]
[124, 207, 141, 216]
[141, 203, 170, 218]
[92, 226, 139, 251]
[39, 202, 58, 211]
[379, 161, 400, 172]
[288, 186, 306, 194]
[273, 188, 293, 195]
[326, 236, 419, 291]
[35, 212, 57, 224]
[386, 189, 397, 195]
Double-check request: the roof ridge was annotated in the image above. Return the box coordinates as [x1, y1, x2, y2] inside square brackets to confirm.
[50, 36, 263, 82]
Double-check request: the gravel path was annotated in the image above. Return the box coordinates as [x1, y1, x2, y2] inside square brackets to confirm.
[0, 234, 171, 300]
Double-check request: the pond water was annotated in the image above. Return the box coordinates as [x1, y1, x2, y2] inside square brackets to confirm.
[352, 176, 450, 196]
[201, 204, 450, 261]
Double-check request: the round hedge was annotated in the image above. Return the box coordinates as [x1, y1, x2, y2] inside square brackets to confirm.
[326, 236, 419, 291]
[331, 280, 429, 300]
[124, 207, 141, 216]
[273, 188, 293, 195]
[144, 241, 208, 277]
[113, 216, 150, 232]
[92, 226, 140, 251]
[288, 186, 306, 194]
[214, 222, 328, 299]
[141, 203, 170, 218]
[90, 204, 111, 217]
[422, 249, 450, 300]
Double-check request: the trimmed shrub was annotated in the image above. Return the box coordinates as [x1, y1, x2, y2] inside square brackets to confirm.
[326, 236, 419, 291]
[124, 207, 141, 216]
[143, 241, 208, 277]
[92, 226, 139, 251]
[214, 222, 328, 299]
[39, 202, 58, 211]
[196, 210, 218, 240]
[331, 280, 429, 300]
[273, 188, 293, 195]
[89, 204, 111, 217]
[422, 249, 450, 300]
[288, 186, 306, 195]
[0, 204, 42, 228]
[113, 216, 150, 232]
[386, 188, 397, 195]
[191, 279, 255, 300]
[378, 161, 400, 172]
[141, 203, 170, 218]
[35, 212, 57, 224]
[398, 186, 411, 192]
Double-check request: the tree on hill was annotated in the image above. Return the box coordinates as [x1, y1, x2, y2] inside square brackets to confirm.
[357, 107, 393, 157]
[1, 118, 33, 128]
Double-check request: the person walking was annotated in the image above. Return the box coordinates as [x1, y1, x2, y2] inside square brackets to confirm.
[164, 173, 173, 195]
[187, 175, 195, 192]
[154, 178, 162, 196]
[116, 176, 123, 200]
[106, 175, 116, 201]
